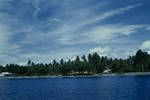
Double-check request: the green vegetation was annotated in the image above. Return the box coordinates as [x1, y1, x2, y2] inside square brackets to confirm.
[0, 50, 150, 76]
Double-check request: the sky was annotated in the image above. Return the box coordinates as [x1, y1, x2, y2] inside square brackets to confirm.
[0, 0, 150, 65]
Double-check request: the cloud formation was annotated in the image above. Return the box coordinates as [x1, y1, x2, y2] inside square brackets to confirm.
[141, 40, 150, 50]
[0, 0, 150, 64]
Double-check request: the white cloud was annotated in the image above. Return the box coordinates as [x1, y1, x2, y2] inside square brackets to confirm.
[140, 40, 150, 50]
[89, 47, 111, 56]
[88, 46, 136, 58]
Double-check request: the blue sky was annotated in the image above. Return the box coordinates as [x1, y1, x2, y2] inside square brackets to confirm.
[0, 0, 150, 65]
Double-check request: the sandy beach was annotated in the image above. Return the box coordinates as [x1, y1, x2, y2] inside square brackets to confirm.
[1, 72, 150, 79]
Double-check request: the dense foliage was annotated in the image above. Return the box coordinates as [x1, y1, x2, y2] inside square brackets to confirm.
[0, 50, 150, 76]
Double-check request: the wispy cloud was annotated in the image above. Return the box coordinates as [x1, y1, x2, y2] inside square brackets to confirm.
[0, 0, 149, 64]
[85, 24, 147, 43]
[56, 3, 145, 45]
[0, 23, 21, 55]
[78, 3, 142, 27]
[58, 24, 148, 46]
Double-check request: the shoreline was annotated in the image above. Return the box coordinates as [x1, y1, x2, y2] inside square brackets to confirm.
[1, 72, 150, 79]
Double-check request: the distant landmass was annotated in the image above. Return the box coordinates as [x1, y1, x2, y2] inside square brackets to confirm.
[0, 50, 150, 76]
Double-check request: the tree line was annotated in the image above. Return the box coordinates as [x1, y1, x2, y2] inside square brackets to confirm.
[0, 50, 150, 76]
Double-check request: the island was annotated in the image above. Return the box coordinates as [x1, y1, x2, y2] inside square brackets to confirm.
[0, 50, 150, 77]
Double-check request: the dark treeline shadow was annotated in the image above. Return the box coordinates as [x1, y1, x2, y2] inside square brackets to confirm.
[0, 50, 150, 76]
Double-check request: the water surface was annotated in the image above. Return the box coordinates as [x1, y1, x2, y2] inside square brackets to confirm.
[0, 75, 150, 100]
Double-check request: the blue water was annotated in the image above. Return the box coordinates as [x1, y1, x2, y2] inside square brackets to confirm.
[0, 75, 150, 100]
